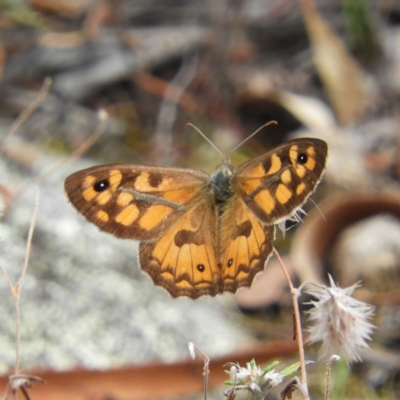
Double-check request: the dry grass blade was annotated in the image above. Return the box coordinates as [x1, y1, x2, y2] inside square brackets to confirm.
[298, 0, 367, 125]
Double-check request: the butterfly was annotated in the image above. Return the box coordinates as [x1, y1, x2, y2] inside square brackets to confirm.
[64, 136, 327, 299]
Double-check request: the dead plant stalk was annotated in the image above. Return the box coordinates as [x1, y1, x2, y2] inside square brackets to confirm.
[273, 248, 309, 400]
[1, 189, 43, 400]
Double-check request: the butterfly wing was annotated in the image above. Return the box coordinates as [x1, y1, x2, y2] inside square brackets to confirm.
[234, 138, 327, 224]
[65, 164, 222, 298]
[139, 197, 221, 298]
[64, 164, 209, 240]
[219, 194, 275, 292]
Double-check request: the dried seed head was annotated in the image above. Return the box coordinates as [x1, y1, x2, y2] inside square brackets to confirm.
[305, 275, 375, 363]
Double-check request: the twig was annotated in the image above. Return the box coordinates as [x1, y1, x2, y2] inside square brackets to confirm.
[273, 248, 309, 400]
[0, 78, 52, 155]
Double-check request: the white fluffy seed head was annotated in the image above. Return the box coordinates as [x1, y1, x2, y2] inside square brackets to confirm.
[305, 275, 375, 363]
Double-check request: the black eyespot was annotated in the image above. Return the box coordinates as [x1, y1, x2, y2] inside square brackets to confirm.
[227, 259, 233, 267]
[197, 264, 205, 272]
[93, 179, 110, 192]
[297, 153, 308, 164]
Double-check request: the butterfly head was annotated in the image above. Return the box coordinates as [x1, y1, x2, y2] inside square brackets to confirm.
[204, 120, 279, 204]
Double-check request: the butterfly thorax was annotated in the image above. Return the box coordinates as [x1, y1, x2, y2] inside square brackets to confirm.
[210, 162, 235, 204]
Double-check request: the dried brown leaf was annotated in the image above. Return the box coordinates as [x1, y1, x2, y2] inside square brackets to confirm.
[299, 0, 368, 125]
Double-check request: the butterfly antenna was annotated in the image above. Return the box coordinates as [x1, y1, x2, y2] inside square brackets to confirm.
[229, 120, 278, 156]
[186, 123, 224, 160]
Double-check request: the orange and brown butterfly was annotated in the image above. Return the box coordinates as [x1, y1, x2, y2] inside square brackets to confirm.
[64, 127, 327, 299]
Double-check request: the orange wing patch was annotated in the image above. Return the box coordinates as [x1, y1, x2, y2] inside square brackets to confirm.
[296, 182, 306, 195]
[161, 187, 200, 204]
[116, 204, 140, 226]
[275, 183, 292, 204]
[304, 146, 316, 170]
[96, 210, 109, 222]
[117, 192, 134, 207]
[281, 169, 291, 184]
[139, 205, 174, 230]
[253, 190, 275, 214]
[265, 153, 281, 174]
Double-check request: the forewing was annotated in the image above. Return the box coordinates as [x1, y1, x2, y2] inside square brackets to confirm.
[139, 199, 221, 298]
[220, 195, 275, 293]
[235, 138, 327, 224]
[64, 164, 208, 240]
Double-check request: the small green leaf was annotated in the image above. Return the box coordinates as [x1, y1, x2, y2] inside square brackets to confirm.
[248, 359, 257, 369]
[279, 362, 302, 377]
[261, 361, 280, 377]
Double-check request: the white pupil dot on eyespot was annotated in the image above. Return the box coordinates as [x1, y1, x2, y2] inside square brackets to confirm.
[297, 154, 308, 164]
[94, 180, 110, 192]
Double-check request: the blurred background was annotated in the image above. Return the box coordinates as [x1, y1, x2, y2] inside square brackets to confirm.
[1, 0, 400, 399]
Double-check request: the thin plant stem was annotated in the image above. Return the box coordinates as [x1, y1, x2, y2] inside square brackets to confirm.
[14, 110, 107, 197]
[14, 295, 21, 376]
[273, 248, 309, 400]
[1, 190, 41, 400]
[17, 190, 39, 290]
[14, 189, 40, 373]
[188, 342, 210, 400]
[325, 355, 340, 400]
